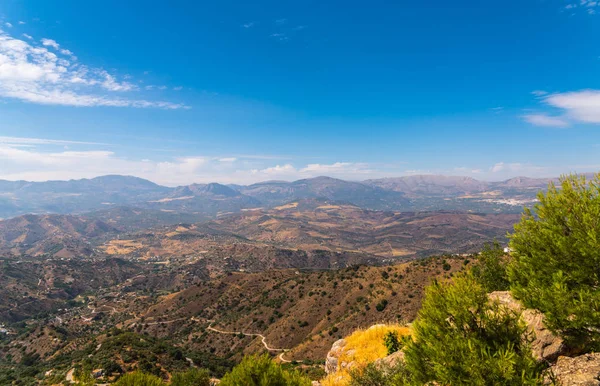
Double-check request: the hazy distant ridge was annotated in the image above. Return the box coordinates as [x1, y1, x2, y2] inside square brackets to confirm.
[0, 173, 582, 219]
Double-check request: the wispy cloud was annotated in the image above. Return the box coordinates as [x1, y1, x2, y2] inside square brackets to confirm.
[18, 21, 25, 25]
[485, 162, 565, 179]
[41, 38, 59, 49]
[544, 90, 600, 124]
[0, 29, 188, 109]
[522, 113, 570, 128]
[523, 89, 600, 127]
[0, 136, 109, 146]
[270, 33, 288, 41]
[275, 18, 287, 25]
[0, 137, 381, 185]
[242, 21, 256, 28]
[563, 0, 599, 14]
[1, 137, 597, 184]
[22, 33, 32, 40]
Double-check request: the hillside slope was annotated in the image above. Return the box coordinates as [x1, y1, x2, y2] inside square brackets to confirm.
[0, 214, 119, 257]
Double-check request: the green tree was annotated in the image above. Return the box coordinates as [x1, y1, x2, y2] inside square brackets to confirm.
[171, 368, 212, 386]
[219, 355, 311, 386]
[383, 331, 401, 356]
[471, 241, 509, 292]
[508, 173, 600, 351]
[114, 372, 166, 386]
[401, 274, 543, 385]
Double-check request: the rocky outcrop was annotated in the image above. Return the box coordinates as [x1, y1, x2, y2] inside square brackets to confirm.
[545, 353, 600, 385]
[489, 291, 566, 362]
[325, 338, 346, 374]
[325, 324, 392, 375]
[324, 338, 359, 375]
[374, 350, 405, 368]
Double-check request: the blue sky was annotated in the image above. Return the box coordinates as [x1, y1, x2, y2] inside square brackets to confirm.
[0, 0, 599, 185]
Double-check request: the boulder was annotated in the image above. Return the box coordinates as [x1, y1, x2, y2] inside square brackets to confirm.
[374, 350, 405, 368]
[325, 338, 346, 374]
[545, 353, 600, 385]
[489, 291, 566, 362]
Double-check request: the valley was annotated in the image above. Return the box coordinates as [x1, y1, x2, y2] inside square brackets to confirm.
[0, 173, 564, 384]
[0, 253, 468, 383]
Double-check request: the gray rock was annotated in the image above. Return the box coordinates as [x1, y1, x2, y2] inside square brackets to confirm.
[545, 353, 600, 385]
[325, 338, 346, 374]
[374, 350, 406, 368]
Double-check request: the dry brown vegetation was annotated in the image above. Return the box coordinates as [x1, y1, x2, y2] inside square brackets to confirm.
[131, 255, 466, 362]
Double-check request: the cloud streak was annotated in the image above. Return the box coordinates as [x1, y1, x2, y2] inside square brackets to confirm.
[522, 113, 570, 128]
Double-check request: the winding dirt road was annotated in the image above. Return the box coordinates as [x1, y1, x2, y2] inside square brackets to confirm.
[206, 322, 291, 362]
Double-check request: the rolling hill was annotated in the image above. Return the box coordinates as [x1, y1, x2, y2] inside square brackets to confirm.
[208, 199, 519, 258]
[0, 214, 119, 258]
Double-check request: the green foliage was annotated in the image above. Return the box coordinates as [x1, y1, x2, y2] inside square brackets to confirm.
[114, 371, 167, 386]
[171, 368, 211, 386]
[401, 274, 543, 385]
[219, 354, 312, 386]
[349, 362, 408, 386]
[383, 331, 401, 356]
[508, 174, 600, 351]
[74, 368, 96, 386]
[471, 241, 509, 292]
[375, 299, 388, 312]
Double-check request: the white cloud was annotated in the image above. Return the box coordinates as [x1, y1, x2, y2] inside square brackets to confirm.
[489, 162, 547, 175]
[18, 21, 25, 25]
[544, 90, 600, 124]
[300, 162, 372, 175]
[41, 38, 59, 49]
[0, 30, 188, 108]
[275, 18, 287, 25]
[0, 139, 383, 185]
[5, 23, 12, 28]
[522, 113, 570, 128]
[260, 164, 296, 175]
[22, 33, 32, 40]
[242, 22, 255, 28]
[0, 139, 598, 185]
[531, 90, 547, 97]
[564, 0, 599, 13]
[99, 71, 136, 91]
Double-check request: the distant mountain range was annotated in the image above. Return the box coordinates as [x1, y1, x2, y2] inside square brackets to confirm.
[0, 173, 589, 220]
